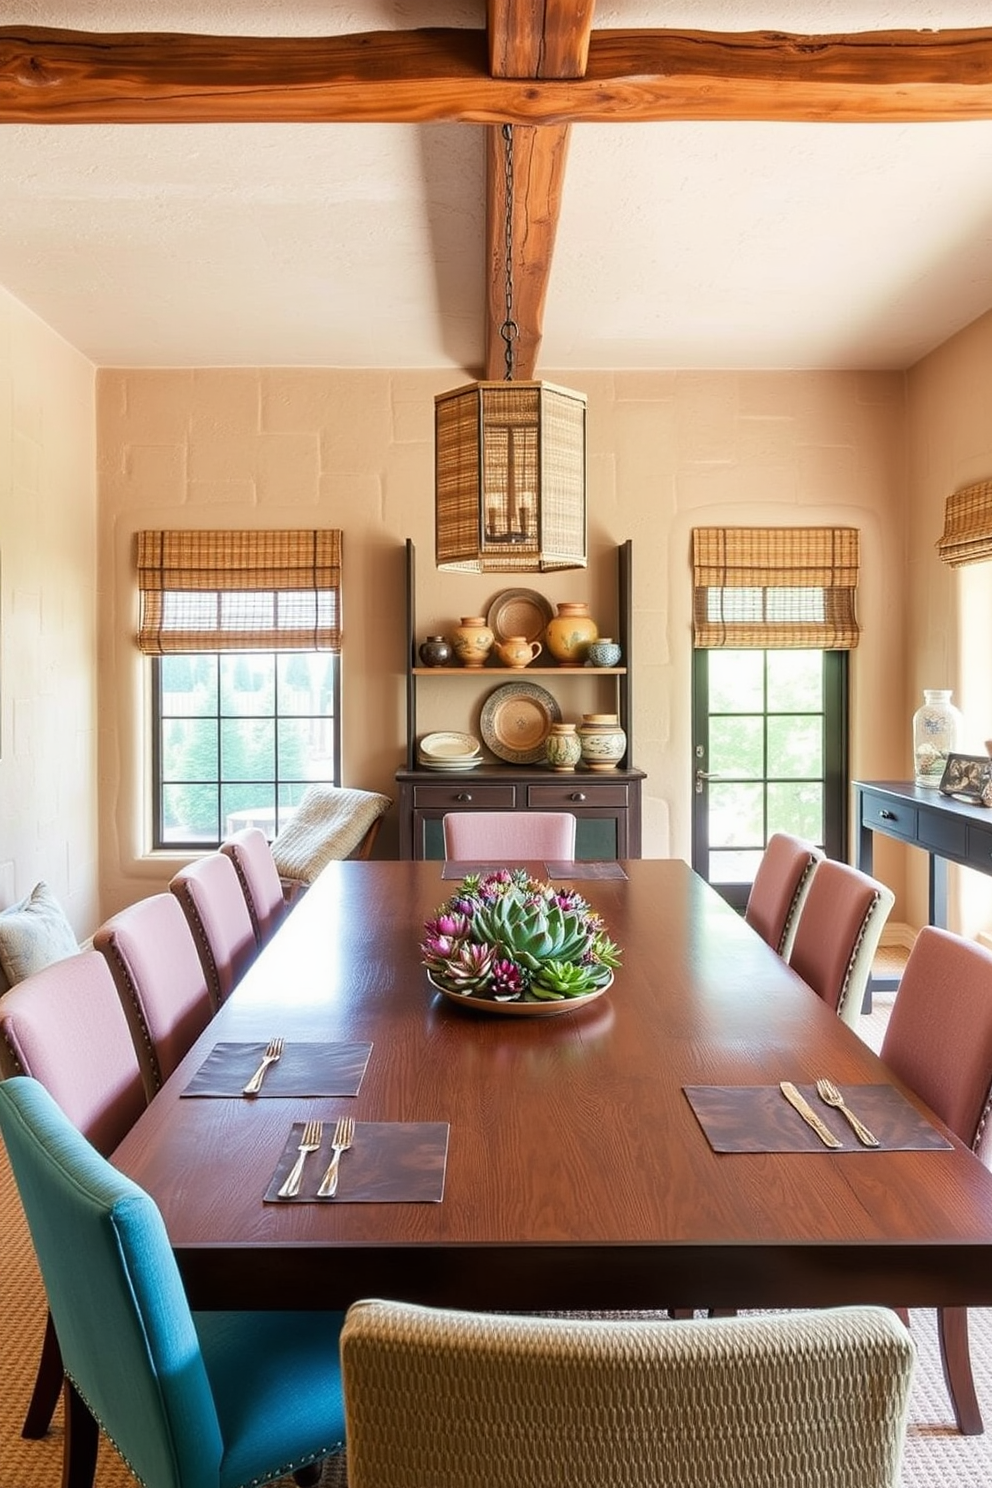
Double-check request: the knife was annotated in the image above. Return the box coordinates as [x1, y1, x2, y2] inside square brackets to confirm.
[779, 1081, 843, 1149]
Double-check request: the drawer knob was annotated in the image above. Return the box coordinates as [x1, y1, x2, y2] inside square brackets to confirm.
[455, 792, 473, 802]
[569, 792, 587, 802]
[879, 810, 897, 820]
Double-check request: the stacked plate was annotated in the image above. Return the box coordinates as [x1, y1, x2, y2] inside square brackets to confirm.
[417, 731, 484, 772]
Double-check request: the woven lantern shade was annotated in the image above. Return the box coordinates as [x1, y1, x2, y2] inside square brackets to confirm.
[435, 379, 587, 573]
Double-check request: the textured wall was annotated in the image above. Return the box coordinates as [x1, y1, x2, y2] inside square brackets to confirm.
[97, 365, 908, 917]
[0, 285, 98, 936]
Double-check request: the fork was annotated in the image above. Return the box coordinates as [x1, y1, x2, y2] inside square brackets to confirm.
[815, 1078, 880, 1148]
[242, 1037, 284, 1096]
[317, 1117, 355, 1198]
[277, 1119, 324, 1198]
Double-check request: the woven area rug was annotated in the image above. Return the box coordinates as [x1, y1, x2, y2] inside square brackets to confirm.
[2, 976, 989, 1488]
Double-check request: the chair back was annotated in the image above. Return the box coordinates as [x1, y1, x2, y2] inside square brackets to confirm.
[788, 859, 895, 1028]
[94, 894, 214, 1099]
[270, 785, 392, 887]
[443, 811, 576, 862]
[0, 950, 145, 1155]
[340, 1298, 913, 1488]
[169, 852, 257, 1008]
[0, 1076, 224, 1488]
[744, 832, 821, 958]
[220, 827, 287, 946]
[881, 925, 992, 1148]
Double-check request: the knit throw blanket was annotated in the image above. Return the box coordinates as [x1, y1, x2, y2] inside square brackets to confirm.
[271, 787, 391, 884]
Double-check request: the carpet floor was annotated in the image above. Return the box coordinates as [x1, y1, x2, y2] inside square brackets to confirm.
[3, 978, 990, 1487]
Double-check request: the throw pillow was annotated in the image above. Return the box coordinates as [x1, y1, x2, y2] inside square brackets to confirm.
[0, 881, 79, 987]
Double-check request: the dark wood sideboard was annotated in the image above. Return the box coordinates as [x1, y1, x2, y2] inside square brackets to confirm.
[854, 778, 992, 928]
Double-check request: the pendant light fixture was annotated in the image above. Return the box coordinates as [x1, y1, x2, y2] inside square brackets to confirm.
[435, 125, 587, 573]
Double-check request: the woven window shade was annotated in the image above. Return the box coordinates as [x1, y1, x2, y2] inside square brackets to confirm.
[692, 527, 860, 649]
[136, 529, 342, 654]
[936, 481, 992, 567]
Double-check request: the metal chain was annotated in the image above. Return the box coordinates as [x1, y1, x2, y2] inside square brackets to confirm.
[499, 122, 518, 381]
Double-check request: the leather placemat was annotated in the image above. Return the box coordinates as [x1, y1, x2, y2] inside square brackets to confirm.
[683, 1084, 953, 1154]
[182, 1041, 372, 1098]
[440, 860, 629, 880]
[263, 1121, 449, 1203]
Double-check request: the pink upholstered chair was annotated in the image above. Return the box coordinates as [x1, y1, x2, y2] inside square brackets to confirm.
[787, 859, 895, 1029]
[169, 852, 257, 1008]
[0, 950, 147, 1462]
[744, 833, 822, 959]
[220, 826, 288, 947]
[94, 893, 215, 1099]
[443, 811, 576, 862]
[880, 924, 992, 1434]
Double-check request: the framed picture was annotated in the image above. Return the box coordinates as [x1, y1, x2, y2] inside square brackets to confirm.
[938, 752, 992, 807]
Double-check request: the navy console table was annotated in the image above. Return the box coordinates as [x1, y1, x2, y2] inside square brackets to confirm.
[854, 779, 992, 929]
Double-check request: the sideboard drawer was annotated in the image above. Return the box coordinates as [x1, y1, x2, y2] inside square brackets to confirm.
[968, 824, 992, 873]
[860, 793, 917, 842]
[528, 781, 630, 808]
[411, 784, 517, 809]
[919, 811, 968, 859]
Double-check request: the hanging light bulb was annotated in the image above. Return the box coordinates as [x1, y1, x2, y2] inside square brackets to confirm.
[435, 125, 587, 573]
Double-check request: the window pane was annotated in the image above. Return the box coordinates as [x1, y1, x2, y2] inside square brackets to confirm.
[161, 783, 219, 844]
[279, 654, 337, 717]
[162, 718, 217, 783]
[222, 784, 277, 838]
[221, 718, 275, 782]
[766, 650, 823, 712]
[766, 715, 822, 779]
[708, 782, 764, 849]
[709, 651, 763, 712]
[767, 782, 823, 842]
[710, 716, 764, 779]
[220, 654, 275, 715]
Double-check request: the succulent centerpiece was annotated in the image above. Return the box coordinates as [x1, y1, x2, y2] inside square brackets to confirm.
[421, 869, 622, 1004]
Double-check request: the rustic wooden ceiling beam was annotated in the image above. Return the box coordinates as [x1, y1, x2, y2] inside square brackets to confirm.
[483, 2, 591, 379]
[4, 26, 992, 125]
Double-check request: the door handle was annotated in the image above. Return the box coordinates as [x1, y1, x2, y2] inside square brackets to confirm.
[694, 769, 721, 795]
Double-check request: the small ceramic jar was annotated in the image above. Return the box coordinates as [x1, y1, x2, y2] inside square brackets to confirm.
[450, 617, 495, 669]
[577, 713, 627, 772]
[418, 635, 452, 667]
[586, 638, 622, 667]
[545, 721, 582, 772]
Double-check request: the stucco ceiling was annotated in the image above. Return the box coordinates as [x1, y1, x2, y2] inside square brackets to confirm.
[3, 2, 992, 371]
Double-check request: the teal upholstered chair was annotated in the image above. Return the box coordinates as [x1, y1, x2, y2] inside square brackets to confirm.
[0, 1076, 346, 1488]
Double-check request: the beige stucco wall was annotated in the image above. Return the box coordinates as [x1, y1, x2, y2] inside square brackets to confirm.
[907, 308, 992, 939]
[96, 365, 908, 917]
[0, 285, 98, 937]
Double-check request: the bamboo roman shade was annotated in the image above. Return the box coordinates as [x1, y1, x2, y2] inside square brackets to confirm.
[692, 527, 860, 649]
[936, 481, 992, 567]
[136, 529, 342, 654]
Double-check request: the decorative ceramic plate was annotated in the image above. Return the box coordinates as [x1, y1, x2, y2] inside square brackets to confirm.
[419, 731, 482, 761]
[428, 970, 611, 1017]
[416, 756, 486, 772]
[480, 682, 561, 764]
[486, 588, 554, 647]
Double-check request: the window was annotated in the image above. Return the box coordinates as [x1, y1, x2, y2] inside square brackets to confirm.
[137, 530, 342, 850]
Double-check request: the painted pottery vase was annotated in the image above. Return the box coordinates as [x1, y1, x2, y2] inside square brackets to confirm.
[418, 635, 452, 667]
[545, 721, 582, 772]
[577, 712, 627, 772]
[586, 637, 622, 667]
[913, 688, 963, 788]
[545, 601, 598, 667]
[450, 617, 495, 669]
[495, 635, 543, 670]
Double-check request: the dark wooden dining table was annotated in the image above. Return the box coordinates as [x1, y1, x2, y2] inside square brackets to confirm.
[112, 857, 992, 1314]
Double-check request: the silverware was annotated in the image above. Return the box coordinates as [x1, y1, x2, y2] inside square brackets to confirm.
[779, 1081, 843, 1149]
[317, 1117, 355, 1198]
[277, 1119, 323, 1199]
[242, 1037, 284, 1096]
[816, 1078, 880, 1147]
